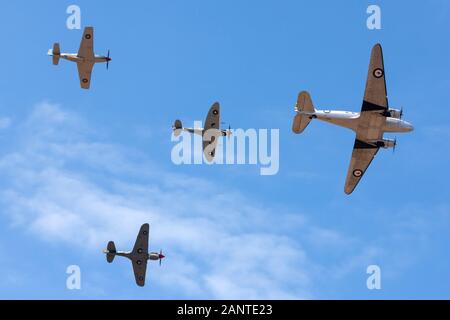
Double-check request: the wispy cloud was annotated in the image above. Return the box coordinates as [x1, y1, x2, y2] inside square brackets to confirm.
[1, 102, 443, 299]
[0, 102, 320, 299]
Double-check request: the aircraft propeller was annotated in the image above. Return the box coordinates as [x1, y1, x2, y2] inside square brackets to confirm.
[106, 50, 111, 70]
[221, 122, 232, 138]
[393, 137, 397, 153]
[159, 249, 165, 266]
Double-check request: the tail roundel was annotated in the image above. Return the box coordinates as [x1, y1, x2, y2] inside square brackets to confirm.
[106, 241, 116, 263]
[292, 91, 316, 134]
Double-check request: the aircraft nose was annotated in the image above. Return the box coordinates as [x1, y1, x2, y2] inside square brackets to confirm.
[405, 121, 414, 132]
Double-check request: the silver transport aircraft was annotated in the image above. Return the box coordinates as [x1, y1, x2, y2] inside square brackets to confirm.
[172, 102, 232, 162]
[48, 26, 111, 89]
[292, 44, 414, 194]
[103, 223, 165, 287]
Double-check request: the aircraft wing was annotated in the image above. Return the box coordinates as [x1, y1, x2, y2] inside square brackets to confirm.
[202, 102, 221, 162]
[76, 62, 94, 89]
[132, 258, 148, 287]
[77, 27, 94, 59]
[361, 43, 388, 112]
[344, 139, 379, 194]
[344, 44, 390, 194]
[133, 223, 150, 254]
[131, 223, 150, 287]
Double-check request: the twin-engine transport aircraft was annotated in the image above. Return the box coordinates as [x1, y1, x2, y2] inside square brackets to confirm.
[48, 26, 111, 89]
[172, 102, 232, 162]
[292, 44, 414, 195]
[103, 223, 165, 287]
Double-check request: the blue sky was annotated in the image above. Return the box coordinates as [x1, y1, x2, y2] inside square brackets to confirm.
[0, 0, 450, 299]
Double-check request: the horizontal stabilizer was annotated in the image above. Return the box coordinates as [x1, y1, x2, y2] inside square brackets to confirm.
[52, 55, 60, 65]
[52, 43, 61, 55]
[296, 91, 315, 113]
[51, 43, 60, 65]
[106, 241, 116, 263]
[173, 119, 182, 137]
[292, 114, 313, 134]
[292, 91, 315, 134]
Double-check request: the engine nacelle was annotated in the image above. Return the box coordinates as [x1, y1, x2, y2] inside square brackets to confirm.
[384, 108, 402, 119]
[374, 139, 396, 149]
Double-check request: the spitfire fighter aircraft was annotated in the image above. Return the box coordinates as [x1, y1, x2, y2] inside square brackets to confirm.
[172, 102, 232, 162]
[292, 44, 414, 194]
[103, 223, 165, 287]
[48, 26, 111, 89]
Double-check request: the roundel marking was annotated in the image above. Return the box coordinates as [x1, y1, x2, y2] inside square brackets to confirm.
[137, 248, 143, 254]
[212, 109, 218, 115]
[85, 34, 92, 40]
[353, 169, 363, 177]
[139, 276, 144, 281]
[136, 260, 142, 265]
[143, 230, 148, 235]
[82, 78, 88, 83]
[373, 68, 384, 78]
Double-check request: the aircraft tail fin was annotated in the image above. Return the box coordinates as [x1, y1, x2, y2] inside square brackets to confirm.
[105, 241, 116, 263]
[292, 91, 316, 134]
[50, 43, 60, 65]
[172, 119, 183, 137]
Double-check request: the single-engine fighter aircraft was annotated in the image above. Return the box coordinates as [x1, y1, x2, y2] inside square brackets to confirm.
[292, 44, 414, 195]
[172, 102, 232, 162]
[103, 223, 165, 287]
[48, 26, 111, 89]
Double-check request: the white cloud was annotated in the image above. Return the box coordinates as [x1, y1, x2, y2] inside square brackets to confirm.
[0, 102, 320, 299]
[1, 101, 443, 298]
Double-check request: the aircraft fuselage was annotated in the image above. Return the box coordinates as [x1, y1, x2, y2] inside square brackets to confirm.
[106, 250, 162, 261]
[310, 109, 414, 134]
[59, 53, 110, 64]
[183, 127, 230, 137]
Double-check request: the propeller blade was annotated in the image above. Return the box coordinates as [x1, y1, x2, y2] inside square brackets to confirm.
[227, 125, 232, 139]
[159, 249, 164, 266]
[106, 50, 110, 70]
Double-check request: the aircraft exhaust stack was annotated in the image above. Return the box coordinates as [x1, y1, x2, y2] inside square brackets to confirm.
[292, 91, 316, 134]
[172, 119, 183, 137]
[105, 241, 116, 263]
